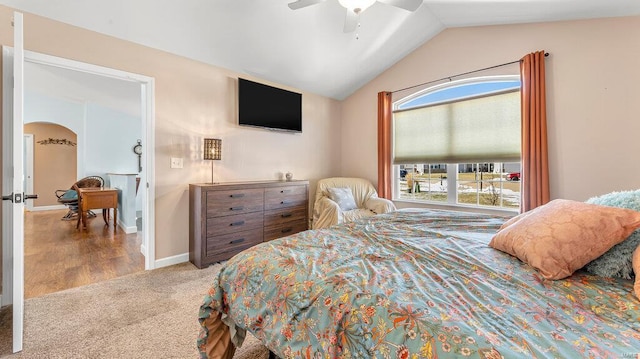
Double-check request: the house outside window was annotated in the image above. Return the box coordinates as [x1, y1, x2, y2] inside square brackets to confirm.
[392, 76, 521, 210]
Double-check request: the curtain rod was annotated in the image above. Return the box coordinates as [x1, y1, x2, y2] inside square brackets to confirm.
[391, 52, 549, 94]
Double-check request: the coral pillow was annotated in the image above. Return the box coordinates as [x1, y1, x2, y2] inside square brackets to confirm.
[489, 199, 640, 280]
[498, 211, 528, 231]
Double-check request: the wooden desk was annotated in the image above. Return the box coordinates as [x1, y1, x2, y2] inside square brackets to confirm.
[77, 188, 118, 230]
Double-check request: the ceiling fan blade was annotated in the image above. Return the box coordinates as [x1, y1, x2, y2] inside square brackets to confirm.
[288, 0, 326, 10]
[343, 9, 359, 33]
[377, 0, 423, 12]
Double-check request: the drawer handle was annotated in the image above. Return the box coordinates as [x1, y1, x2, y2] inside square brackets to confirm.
[281, 227, 293, 234]
[230, 206, 244, 211]
[280, 190, 288, 194]
[230, 221, 245, 226]
[280, 201, 287, 205]
[230, 194, 245, 198]
[229, 238, 245, 245]
[281, 213, 292, 218]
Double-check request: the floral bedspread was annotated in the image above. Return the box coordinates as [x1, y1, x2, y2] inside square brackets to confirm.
[198, 209, 640, 358]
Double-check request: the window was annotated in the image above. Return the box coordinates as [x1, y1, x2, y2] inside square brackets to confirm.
[392, 77, 521, 210]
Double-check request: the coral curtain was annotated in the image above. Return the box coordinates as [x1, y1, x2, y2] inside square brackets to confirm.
[520, 51, 550, 212]
[377, 91, 392, 199]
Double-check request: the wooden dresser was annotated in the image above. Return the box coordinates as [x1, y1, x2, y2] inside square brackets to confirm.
[189, 180, 309, 269]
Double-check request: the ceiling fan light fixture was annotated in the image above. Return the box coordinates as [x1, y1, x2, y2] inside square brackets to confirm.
[338, 0, 376, 13]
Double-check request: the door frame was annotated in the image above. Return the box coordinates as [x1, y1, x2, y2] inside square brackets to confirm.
[2, 51, 157, 302]
[23, 51, 157, 270]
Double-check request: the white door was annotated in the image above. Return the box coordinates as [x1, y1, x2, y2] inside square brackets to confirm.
[24, 134, 34, 212]
[2, 11, 27, 353]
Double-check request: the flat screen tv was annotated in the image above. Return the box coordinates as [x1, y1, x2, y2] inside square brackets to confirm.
[238, 78, 302, 133]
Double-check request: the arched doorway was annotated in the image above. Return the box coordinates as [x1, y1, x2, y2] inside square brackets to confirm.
[23, 122, 77, 211]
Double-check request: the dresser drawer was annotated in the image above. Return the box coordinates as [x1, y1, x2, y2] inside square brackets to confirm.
[264, 185, 307, 210]
[206, 228, 264, 262]
[206, 188, 264, 217]
[264, 205, 307, 227]
[264, 219, 308, 241]
[207, 211, 264, 237]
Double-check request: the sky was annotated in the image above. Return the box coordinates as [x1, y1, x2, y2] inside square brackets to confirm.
[398, 81, 521, 110]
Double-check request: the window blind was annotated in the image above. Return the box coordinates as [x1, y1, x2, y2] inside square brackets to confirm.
[393, 90, 521, 164]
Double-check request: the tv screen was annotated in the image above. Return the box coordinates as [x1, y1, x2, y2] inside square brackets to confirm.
[238, 78, 302, 133]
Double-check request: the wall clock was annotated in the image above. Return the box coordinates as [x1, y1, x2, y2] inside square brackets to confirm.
[133, 139, 142, 172]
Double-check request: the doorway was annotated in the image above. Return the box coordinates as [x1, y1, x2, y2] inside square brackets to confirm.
[2, 50, 156, 305]
[22, 121, 138, 298]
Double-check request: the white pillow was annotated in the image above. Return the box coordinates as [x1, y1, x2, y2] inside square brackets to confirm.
[327, 187, 358, 211]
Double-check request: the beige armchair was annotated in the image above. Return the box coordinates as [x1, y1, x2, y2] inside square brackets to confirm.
[312, 177, 396, 229]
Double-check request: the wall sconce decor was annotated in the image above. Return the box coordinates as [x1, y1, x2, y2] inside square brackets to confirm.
[37, 138, 76, 146]
[203, 138, 222, 183]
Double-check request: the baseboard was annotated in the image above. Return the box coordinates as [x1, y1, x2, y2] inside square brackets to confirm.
[154, 253, 189, 269]
[29, 205, 67, 212]
[117, 222, 137, 234]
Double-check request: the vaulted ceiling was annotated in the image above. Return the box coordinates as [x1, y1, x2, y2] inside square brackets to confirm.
[3, 0, 640, 100]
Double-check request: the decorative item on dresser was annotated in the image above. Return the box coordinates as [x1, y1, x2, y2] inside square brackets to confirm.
[189, 180, 309, 269]
[203, 138, 222, 183]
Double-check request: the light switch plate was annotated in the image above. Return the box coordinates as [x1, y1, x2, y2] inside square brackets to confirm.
[170, 157, 183, 169]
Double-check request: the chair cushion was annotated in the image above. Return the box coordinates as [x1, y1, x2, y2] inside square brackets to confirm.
[57, 190, 78, 204]
[327, 187, 358, 211]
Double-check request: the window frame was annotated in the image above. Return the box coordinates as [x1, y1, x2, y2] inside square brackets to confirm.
[391, 75, 522, 213]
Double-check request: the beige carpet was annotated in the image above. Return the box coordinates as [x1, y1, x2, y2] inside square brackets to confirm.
[0, 262, 268, 358]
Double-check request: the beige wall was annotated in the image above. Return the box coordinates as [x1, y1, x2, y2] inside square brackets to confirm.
[0, 6, 343, 261]
[341, 16, 640, 202]
[24, 123, 77, 207]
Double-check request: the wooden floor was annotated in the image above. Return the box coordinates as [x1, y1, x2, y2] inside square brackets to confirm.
[24, 209, 144, 299]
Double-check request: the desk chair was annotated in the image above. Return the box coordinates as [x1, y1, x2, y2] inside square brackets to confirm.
[55, 176, 104, 220]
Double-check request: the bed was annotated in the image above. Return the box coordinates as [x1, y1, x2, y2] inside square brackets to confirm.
[198, 208, 640, 358]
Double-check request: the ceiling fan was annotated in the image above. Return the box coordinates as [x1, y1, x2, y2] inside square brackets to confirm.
[288, 0, 423, 33]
